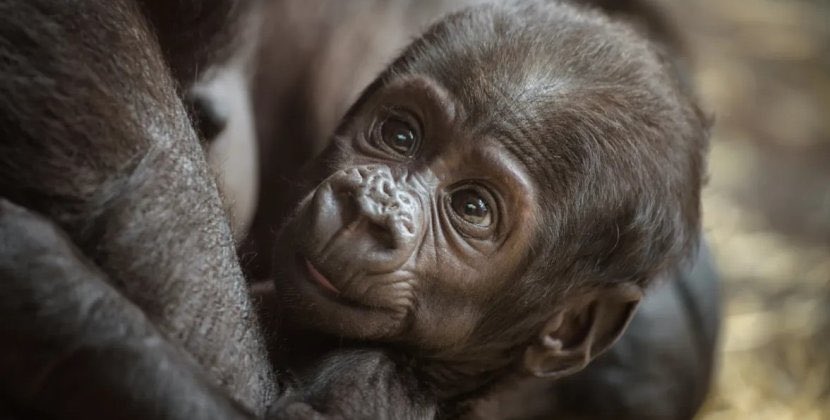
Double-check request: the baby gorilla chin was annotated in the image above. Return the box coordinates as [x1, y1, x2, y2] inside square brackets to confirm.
[274, 166, 423, 340]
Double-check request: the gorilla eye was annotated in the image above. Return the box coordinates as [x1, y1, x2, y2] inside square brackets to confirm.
[379, 117, 419, 156]
[450, 188, 492, 227]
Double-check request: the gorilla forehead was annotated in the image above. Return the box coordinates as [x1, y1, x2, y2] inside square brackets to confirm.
[380, 1, 677, 190]
[358, 0, 706, 291]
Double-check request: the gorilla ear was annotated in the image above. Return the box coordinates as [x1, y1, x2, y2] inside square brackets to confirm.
[523, 283, 643, 378]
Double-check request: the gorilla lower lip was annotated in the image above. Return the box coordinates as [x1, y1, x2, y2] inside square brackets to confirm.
[304, 258, 340, 294]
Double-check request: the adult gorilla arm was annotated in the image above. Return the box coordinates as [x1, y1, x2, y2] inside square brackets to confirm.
[0, 200, 253, 420]
[0, 0, 274, 412]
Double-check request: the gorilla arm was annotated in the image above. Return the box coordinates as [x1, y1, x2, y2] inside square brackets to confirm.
[0, 0, 274, 411]
[0, 200, 254, 420]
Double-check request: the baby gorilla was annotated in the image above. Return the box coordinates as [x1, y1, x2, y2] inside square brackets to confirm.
[267, 0, 707, 414]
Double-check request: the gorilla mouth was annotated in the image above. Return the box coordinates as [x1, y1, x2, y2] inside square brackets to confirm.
[295, 254, 398, 314]
[303, 257, 340, 295]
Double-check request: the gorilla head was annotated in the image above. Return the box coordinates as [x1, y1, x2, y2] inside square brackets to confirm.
[272, 0, 707, 390]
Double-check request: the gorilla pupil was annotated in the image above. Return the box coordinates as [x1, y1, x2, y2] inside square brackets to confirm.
[451, 189, 491, 226]
[465, 202, 483, 216]
[382, 118, 416, 155]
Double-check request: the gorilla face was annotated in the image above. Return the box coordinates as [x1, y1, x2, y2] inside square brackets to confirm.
[274, 75, 540, 349]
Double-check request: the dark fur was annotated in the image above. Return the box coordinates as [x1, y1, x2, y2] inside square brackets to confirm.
[0, 0, 275, 414]
[0, 200, 254, 420]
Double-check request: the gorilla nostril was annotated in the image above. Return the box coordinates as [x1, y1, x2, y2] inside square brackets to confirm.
[186, 90, 230, 143]
[380, 179, 395, 197]
[334, 189, 359, 230]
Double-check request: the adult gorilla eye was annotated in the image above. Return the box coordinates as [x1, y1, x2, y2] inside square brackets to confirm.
[450, 189, 492, 227]
[380, 117, 418, 156]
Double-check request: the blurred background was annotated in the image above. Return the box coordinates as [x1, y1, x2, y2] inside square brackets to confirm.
[658, 0, 830, 418]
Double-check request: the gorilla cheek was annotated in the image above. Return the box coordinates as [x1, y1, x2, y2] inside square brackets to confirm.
[300, 181, 344, 257]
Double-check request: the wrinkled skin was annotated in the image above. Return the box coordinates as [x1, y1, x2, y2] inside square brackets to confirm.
[274, 78, 541, 344]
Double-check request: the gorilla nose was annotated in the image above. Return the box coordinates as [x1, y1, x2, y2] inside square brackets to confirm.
[328, 165, 420, 259]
